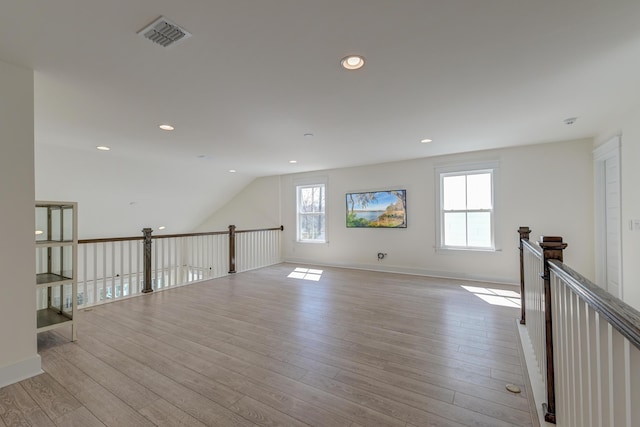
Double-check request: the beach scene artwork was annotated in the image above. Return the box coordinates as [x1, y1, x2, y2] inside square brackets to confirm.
[346, 190, 407, 228]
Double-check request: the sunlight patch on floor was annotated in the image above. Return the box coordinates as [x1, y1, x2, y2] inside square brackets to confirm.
[288, 267, 323, 281]
[461, 285, 521, 308]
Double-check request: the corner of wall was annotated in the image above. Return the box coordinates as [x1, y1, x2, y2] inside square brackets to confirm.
[0, 355, 43, 389]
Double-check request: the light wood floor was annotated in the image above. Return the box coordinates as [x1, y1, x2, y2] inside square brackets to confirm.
[0, 263, 537, 427]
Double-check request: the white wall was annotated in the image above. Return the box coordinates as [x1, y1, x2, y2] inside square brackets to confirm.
[202, 139, 594, 284]
[196, 175, 282, 231]
[597, 104, 640, 310]
[0, 59, 41, 387]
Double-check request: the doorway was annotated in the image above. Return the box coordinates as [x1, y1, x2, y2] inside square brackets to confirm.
[594, 136, 622, 298]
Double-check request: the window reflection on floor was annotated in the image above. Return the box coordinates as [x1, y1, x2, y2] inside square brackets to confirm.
[461, 285, 521, 308]
[287, 267, 323, 281]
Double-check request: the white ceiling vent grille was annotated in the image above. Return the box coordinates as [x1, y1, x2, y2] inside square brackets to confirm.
[138, 16, 191, 47]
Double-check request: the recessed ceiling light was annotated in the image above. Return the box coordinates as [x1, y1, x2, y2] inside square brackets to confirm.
[159, 124, 175, 131]
[96, 146, 111, 151]
[304, 133, 314, 138]
[289, 160, 297, 164]
[158, 226, 166, 230]
[35, 230, 44, 235]
[420, 138, 433, 144]
[229, 169, 237, 173]
[341, 55, 365, 70]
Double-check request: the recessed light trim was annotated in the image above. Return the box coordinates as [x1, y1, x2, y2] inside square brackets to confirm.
[96, 146, 111, 151]
[229, 169, 237, 173]
[159, 124, 175, 131]
[420, 138, 433, 144]
[289, 160, 298, 164]
[341, 55, 365, 70]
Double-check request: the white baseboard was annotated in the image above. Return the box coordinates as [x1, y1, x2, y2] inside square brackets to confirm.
[0, 354, 43, 388]
[282, 257, 518, 286]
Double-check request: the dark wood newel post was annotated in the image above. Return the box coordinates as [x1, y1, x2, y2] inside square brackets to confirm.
[228, 225, 236, 274]
[518, 226, 531, 324]
[142, 227, 154, 293]
[539, 236, 568, 424]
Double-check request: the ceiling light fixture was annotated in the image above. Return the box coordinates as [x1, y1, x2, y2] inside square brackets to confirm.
[289, 160, 297, 164]
[340, 55, 365, 70]
[96, 146, 111, 151]
[159, 124, 175, 131]
[158, 226, 166, 230]
[420, 138, 433, 144]
[304, 133, 314, 138]
[229, 169, 237, 173]
[35, 230, 44, 235]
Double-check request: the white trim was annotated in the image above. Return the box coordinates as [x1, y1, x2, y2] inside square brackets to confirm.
[294, 177, 328, 244]
[283, 256, 518, 285]
[434, 160, 500, 174]
[593, 135, 622, 298]
[0, 354, 42, 388]
[593, 135, 621, 160]
[435, 161, 499, 251]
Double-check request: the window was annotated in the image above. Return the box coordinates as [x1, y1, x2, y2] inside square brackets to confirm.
[437, 164, 496, 250]
[296, 183, 326, 242]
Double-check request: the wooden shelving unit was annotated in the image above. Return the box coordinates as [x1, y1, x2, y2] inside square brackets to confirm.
[35, 202, 77, 341]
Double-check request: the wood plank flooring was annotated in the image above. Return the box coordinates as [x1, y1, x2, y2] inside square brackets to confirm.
[0, 263, 537, 426]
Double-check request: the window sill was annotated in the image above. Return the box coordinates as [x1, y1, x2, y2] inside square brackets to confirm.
[436, 246, 500, 254]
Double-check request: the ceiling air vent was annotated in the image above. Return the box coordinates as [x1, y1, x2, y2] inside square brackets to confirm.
[138, 16, 191, 47]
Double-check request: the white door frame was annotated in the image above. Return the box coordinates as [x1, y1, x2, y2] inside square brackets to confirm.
[594, 136, 622, 297]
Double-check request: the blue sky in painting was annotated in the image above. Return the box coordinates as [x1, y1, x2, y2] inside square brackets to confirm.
[348, 191, 404, 211]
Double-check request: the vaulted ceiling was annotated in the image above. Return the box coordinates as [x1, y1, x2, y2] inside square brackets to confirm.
[1, 0, 639, 237]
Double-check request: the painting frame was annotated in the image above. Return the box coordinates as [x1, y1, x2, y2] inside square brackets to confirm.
[345, 189, 407, 228]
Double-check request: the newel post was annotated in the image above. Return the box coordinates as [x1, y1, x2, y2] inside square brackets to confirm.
[518, 226, 531, 324]
[228, 225, 236, 274]
[142, 227, 154, 293]
[539, 236, 567, 424]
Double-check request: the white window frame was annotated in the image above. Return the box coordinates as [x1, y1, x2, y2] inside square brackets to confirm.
[435, 161, 498, 252]
[295, 179, 327, 243]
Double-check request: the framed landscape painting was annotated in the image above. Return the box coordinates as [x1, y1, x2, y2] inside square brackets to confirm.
[346, 189, 407, 228]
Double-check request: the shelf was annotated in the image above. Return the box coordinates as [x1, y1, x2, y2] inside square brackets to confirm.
[36, 273, 73, 286]
[37, 308, 72, 331]
[35, 200, 78, 341]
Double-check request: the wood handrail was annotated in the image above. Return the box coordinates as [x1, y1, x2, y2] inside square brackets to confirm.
[152, 230, 228, 239]
[79, 236, 145, 244]
[236, 225, 284, 234]
[78, 226, 284, 244]
[549, 259, 640, 350]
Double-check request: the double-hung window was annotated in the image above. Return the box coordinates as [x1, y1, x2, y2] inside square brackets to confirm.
[296, 183, 326, 243]
[437, 163, 496, 250]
